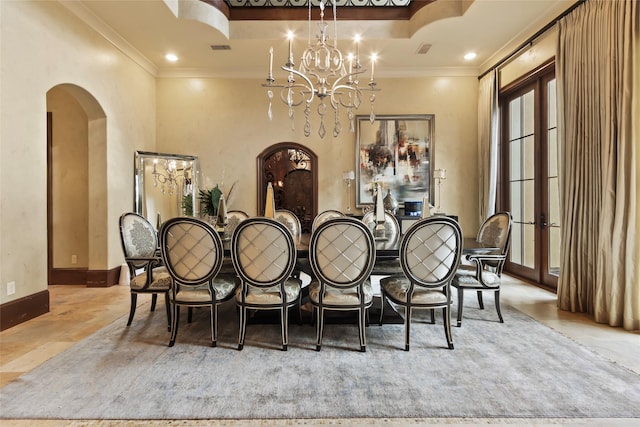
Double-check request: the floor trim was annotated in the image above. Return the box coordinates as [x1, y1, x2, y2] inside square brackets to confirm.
[0, 290, 50, 331]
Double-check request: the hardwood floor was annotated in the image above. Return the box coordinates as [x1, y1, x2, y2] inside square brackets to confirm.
[1, 278, 638, 426]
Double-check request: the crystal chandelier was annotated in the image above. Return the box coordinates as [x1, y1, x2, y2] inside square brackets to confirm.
[151, 159, 193, 196]
[264, 0, 380, 138]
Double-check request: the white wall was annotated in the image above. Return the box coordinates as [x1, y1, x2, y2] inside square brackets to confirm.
[0, 1, 156, 303]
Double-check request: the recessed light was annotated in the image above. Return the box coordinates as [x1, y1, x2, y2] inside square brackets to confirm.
[464, 52, 477, 61]
[165, 53, 178, 62]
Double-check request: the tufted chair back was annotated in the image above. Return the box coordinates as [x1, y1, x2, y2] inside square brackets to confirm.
[477, 212, 512, 270]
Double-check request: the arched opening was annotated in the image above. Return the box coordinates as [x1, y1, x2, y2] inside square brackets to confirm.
[47, 84, 107, 286]
[257, 142, 318, 233]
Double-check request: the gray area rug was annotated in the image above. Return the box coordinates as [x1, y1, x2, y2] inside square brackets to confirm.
[1, 295, 639, 420]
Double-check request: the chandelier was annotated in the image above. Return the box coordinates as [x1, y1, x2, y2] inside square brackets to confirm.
[264, 0, 380, 138]
[151, 159, 193, 196]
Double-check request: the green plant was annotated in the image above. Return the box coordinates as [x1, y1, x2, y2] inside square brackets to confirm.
[181, 194, 193, 216]
[198, 182, 236, 217]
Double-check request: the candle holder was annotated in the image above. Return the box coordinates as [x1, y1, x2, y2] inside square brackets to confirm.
[433, 168, 446, 213]
[343, 170, 355, 214]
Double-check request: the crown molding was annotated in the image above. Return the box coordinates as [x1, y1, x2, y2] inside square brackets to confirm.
[58, 1, 158, 77]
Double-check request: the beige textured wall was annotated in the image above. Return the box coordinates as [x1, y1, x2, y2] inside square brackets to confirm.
[0, 1, 156, 303]
[155, 76, 480, 235]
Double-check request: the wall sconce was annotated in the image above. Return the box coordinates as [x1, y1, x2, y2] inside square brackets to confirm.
[343, 170, 355, 214]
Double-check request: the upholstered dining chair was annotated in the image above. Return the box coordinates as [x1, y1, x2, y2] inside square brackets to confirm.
[361, 210, 402, 276]
[159, 216, 238, 347]
[274, 209, 302, 244]
[379, 216, 463, 350]
[311, 209, 345, 231]
[231, 217, 302, 351]
[309, 217, 376, 352]
[219, 210, 250, 275]
[452, 211, 512, 327]
[119, 212, 171, 331]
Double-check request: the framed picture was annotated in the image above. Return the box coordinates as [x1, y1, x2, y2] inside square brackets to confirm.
[355, 114, 434, 209]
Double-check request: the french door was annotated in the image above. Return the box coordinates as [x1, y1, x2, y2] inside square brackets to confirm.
[499, 63, 559, 290]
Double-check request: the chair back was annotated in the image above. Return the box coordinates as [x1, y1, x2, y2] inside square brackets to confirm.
[159, 217, 224, 288]
[231, 217, 297, 288]
[477, 211, 512, 269]
[226, 210, 249, 237]
[119, 212, 158, 270]
[361, 210, 401, 249]
[309, 217, 376, 290]
[399, 216, 462, 289]
[274, 209, 302, 244]
[312, 209, 345, 231]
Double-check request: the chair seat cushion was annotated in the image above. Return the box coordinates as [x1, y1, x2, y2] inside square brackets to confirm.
[308, 281, 374, 306]
[452, 270, 501, 288]
[130, 266, 171, 291]
[236, 278, 301, 304]
[380, 276, 448, 305]
[170, 274, 238, 303]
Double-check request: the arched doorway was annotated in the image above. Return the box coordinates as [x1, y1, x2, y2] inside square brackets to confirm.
[257, 143, 318, 233]
[47, 84, 107, 286]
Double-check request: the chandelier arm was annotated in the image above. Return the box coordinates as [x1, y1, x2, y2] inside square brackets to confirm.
[282, 66, 316, 104]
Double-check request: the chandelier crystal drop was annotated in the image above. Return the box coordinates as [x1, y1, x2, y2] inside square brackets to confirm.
[263, 0, 380, 138]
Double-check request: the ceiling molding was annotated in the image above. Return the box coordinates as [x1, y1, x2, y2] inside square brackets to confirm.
[58, 0, 158, 77]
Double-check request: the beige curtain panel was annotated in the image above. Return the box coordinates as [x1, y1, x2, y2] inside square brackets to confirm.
[477, 69, 499, 224]
[556, 0, 639, 330]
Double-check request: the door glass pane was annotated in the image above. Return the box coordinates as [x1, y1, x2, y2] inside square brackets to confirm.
[523, 135, 535, 180]
[522, 91, 535, 136]
[509, 182, 522, 222]
[509, 98, 522, 139]
[523, 223, 535, 268]
[510, 140, 522, 181]
[546, 78, 560, 277]
[510, 223, 522, 264]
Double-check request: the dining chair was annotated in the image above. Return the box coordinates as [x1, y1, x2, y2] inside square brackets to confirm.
[118, 212, 171, 331]
[231, 217, 302, 351]
[361, 210, 402, 276]
[159, 216, 238, 347]
[452, 211, 512, 326]
[219, 210, 250, 275]
[311, 209, 345, 231]
[379, 216, 462, 350]
[274, 209, 302, 244]
[309, 217, 376, 352]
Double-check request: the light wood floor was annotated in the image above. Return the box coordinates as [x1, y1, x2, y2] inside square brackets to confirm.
[1, 277, 639, 427]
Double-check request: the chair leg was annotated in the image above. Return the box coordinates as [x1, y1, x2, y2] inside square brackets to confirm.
[169, 305, 180, 347]
[495, 290, 504, 323]
[456, 288, 464, 327]
[378, 293, 385, 326]
[126, 293, 137, 326]
[210, 304, 217, 347]
[281, 305, 288, 351]
[188, 307, 193, 323]
[164, 293, 171, 332]
[315, 307, 324, 351]
[404, 306, 412, 351]
[150, 294, 157, 312]
[443, 306, 454, 349]
[358, 306, 367, 352]
[430, 309, 436, 324]
[238, 306, 247, 351]
[477, 290, 484, 309]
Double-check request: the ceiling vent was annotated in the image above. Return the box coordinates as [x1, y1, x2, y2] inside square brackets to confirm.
[210, 44, 231, 50]
[416, 43, 432, 55]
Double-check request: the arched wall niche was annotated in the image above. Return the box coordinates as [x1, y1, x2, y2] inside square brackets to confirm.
[257, 142, 318, 233]
[47, 83, 109, 285]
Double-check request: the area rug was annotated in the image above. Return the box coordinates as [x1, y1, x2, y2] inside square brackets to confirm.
[1, 295, 639, 420]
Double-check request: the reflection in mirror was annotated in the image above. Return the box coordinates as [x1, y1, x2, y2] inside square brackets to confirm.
[134, 151, 199, 226]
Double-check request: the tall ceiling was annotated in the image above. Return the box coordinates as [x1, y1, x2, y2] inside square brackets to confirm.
[64, 0, 576, 78]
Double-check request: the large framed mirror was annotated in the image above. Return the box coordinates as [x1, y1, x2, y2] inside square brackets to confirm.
[134, 151, 199, 226]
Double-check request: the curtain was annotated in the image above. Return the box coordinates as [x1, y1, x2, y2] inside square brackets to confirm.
[477, 69, 499, 224]
[556, 0, 639, 330]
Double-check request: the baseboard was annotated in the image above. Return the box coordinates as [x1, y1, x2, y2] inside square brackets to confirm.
[87, 266, 120, 288]
[0, 290, 50, 331]
[50, 267, 120, 287]
[50, 268, 88, 285]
